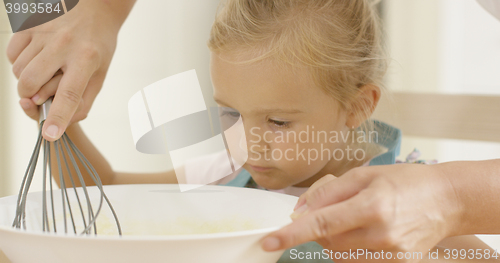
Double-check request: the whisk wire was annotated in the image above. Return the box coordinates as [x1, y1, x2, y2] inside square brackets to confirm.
[64, 134, 122, 235]
[57, 140, 81, 234]
[13, 115, 122, 236]
[13, 126, 44, 229]
[42, 139, 49, 232]
[48, 144, 57, 232]
[60, 136, 95, 235]
[54, 140, 69, 233]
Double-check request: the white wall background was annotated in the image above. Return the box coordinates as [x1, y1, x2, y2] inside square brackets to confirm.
[0, 0, 499, 252]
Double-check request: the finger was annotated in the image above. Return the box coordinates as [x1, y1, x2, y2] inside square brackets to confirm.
[34, 72, 85, 122]
[31, 74, 63, 105]
[305, 167, 377, 211]
[37, 71, 98, 126]
[294, 174, 337, 211]
[262, 196, 367, 251]
[19, 98, 40, 121]
[11, 42, 42, 79]
[18, 49, 63, 98]
[73, 72, 105, 122]
[305, 174, 337, 200]
[6, 33, 32, 64]
[41, 63, 94, 141]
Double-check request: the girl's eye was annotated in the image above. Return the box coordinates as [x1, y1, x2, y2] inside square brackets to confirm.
[268, 119, 290, 129]
[220, 110, 241, 118]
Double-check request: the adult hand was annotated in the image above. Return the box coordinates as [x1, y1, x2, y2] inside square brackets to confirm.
[7, 0, 135, 141]
[17, 77, 82, 124]
[261, 164, 464, 262]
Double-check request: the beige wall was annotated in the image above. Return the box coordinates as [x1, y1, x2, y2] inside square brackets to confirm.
[0, 4, 13, 198]
[383, 0, 441, 160]
[0, 5, 39, 198]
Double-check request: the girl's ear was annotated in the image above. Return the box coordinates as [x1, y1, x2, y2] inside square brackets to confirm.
[345, 84, 381, 128]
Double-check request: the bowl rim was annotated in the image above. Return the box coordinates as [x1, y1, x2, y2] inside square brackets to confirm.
[0, 224, 283, 241]
[0, 184, 297, 241]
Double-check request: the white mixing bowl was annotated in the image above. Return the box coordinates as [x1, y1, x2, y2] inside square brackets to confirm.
[0, 184, 297, 263]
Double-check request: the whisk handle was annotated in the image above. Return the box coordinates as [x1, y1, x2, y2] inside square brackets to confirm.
[39, 97, 53, 124]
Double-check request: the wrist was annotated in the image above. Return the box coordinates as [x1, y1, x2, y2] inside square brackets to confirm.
[433, 160, 500, 236]
[432, 162, 467, 237]
[98, 0, 135, 29]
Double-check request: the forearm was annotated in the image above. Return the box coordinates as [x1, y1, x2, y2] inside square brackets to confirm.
[50, 123, 116, 187]
[112, 170, 179, 185]
[51, 123, 178, 186]
[99, 0, 136, 23]
[75, 0, 136, 32]
[438, 160, 500, 236]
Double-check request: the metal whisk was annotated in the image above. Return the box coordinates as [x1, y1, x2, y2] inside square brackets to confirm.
[12, 98, 122, 236]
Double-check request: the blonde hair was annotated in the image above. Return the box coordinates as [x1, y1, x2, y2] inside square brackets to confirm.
[208, 0, 388, 152]
[209, 0, 386, 106]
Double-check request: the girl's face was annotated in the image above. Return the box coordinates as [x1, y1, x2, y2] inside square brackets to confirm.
[210, 51, 356, 190]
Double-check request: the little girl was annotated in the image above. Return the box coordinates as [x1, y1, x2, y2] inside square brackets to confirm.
[21, 0, 495, 262]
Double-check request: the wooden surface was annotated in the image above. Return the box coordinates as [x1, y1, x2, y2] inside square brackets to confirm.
[372, 92, 500, 143]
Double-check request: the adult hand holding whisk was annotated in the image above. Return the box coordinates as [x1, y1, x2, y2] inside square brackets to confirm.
[8, 0, 136, 141]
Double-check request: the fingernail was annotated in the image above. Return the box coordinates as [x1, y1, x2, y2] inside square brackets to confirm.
[262, 237, 281, 251]
[31, 95, 40, 105]
[45, 125, 60, 139]
[21, 102, 30, 110]
[290, 204, 308, 219]
[294, 199, 306, 211]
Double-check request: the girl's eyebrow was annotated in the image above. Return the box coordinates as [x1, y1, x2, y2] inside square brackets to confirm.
[214, 97, 232, 108]
[253, 108, 304, 114]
